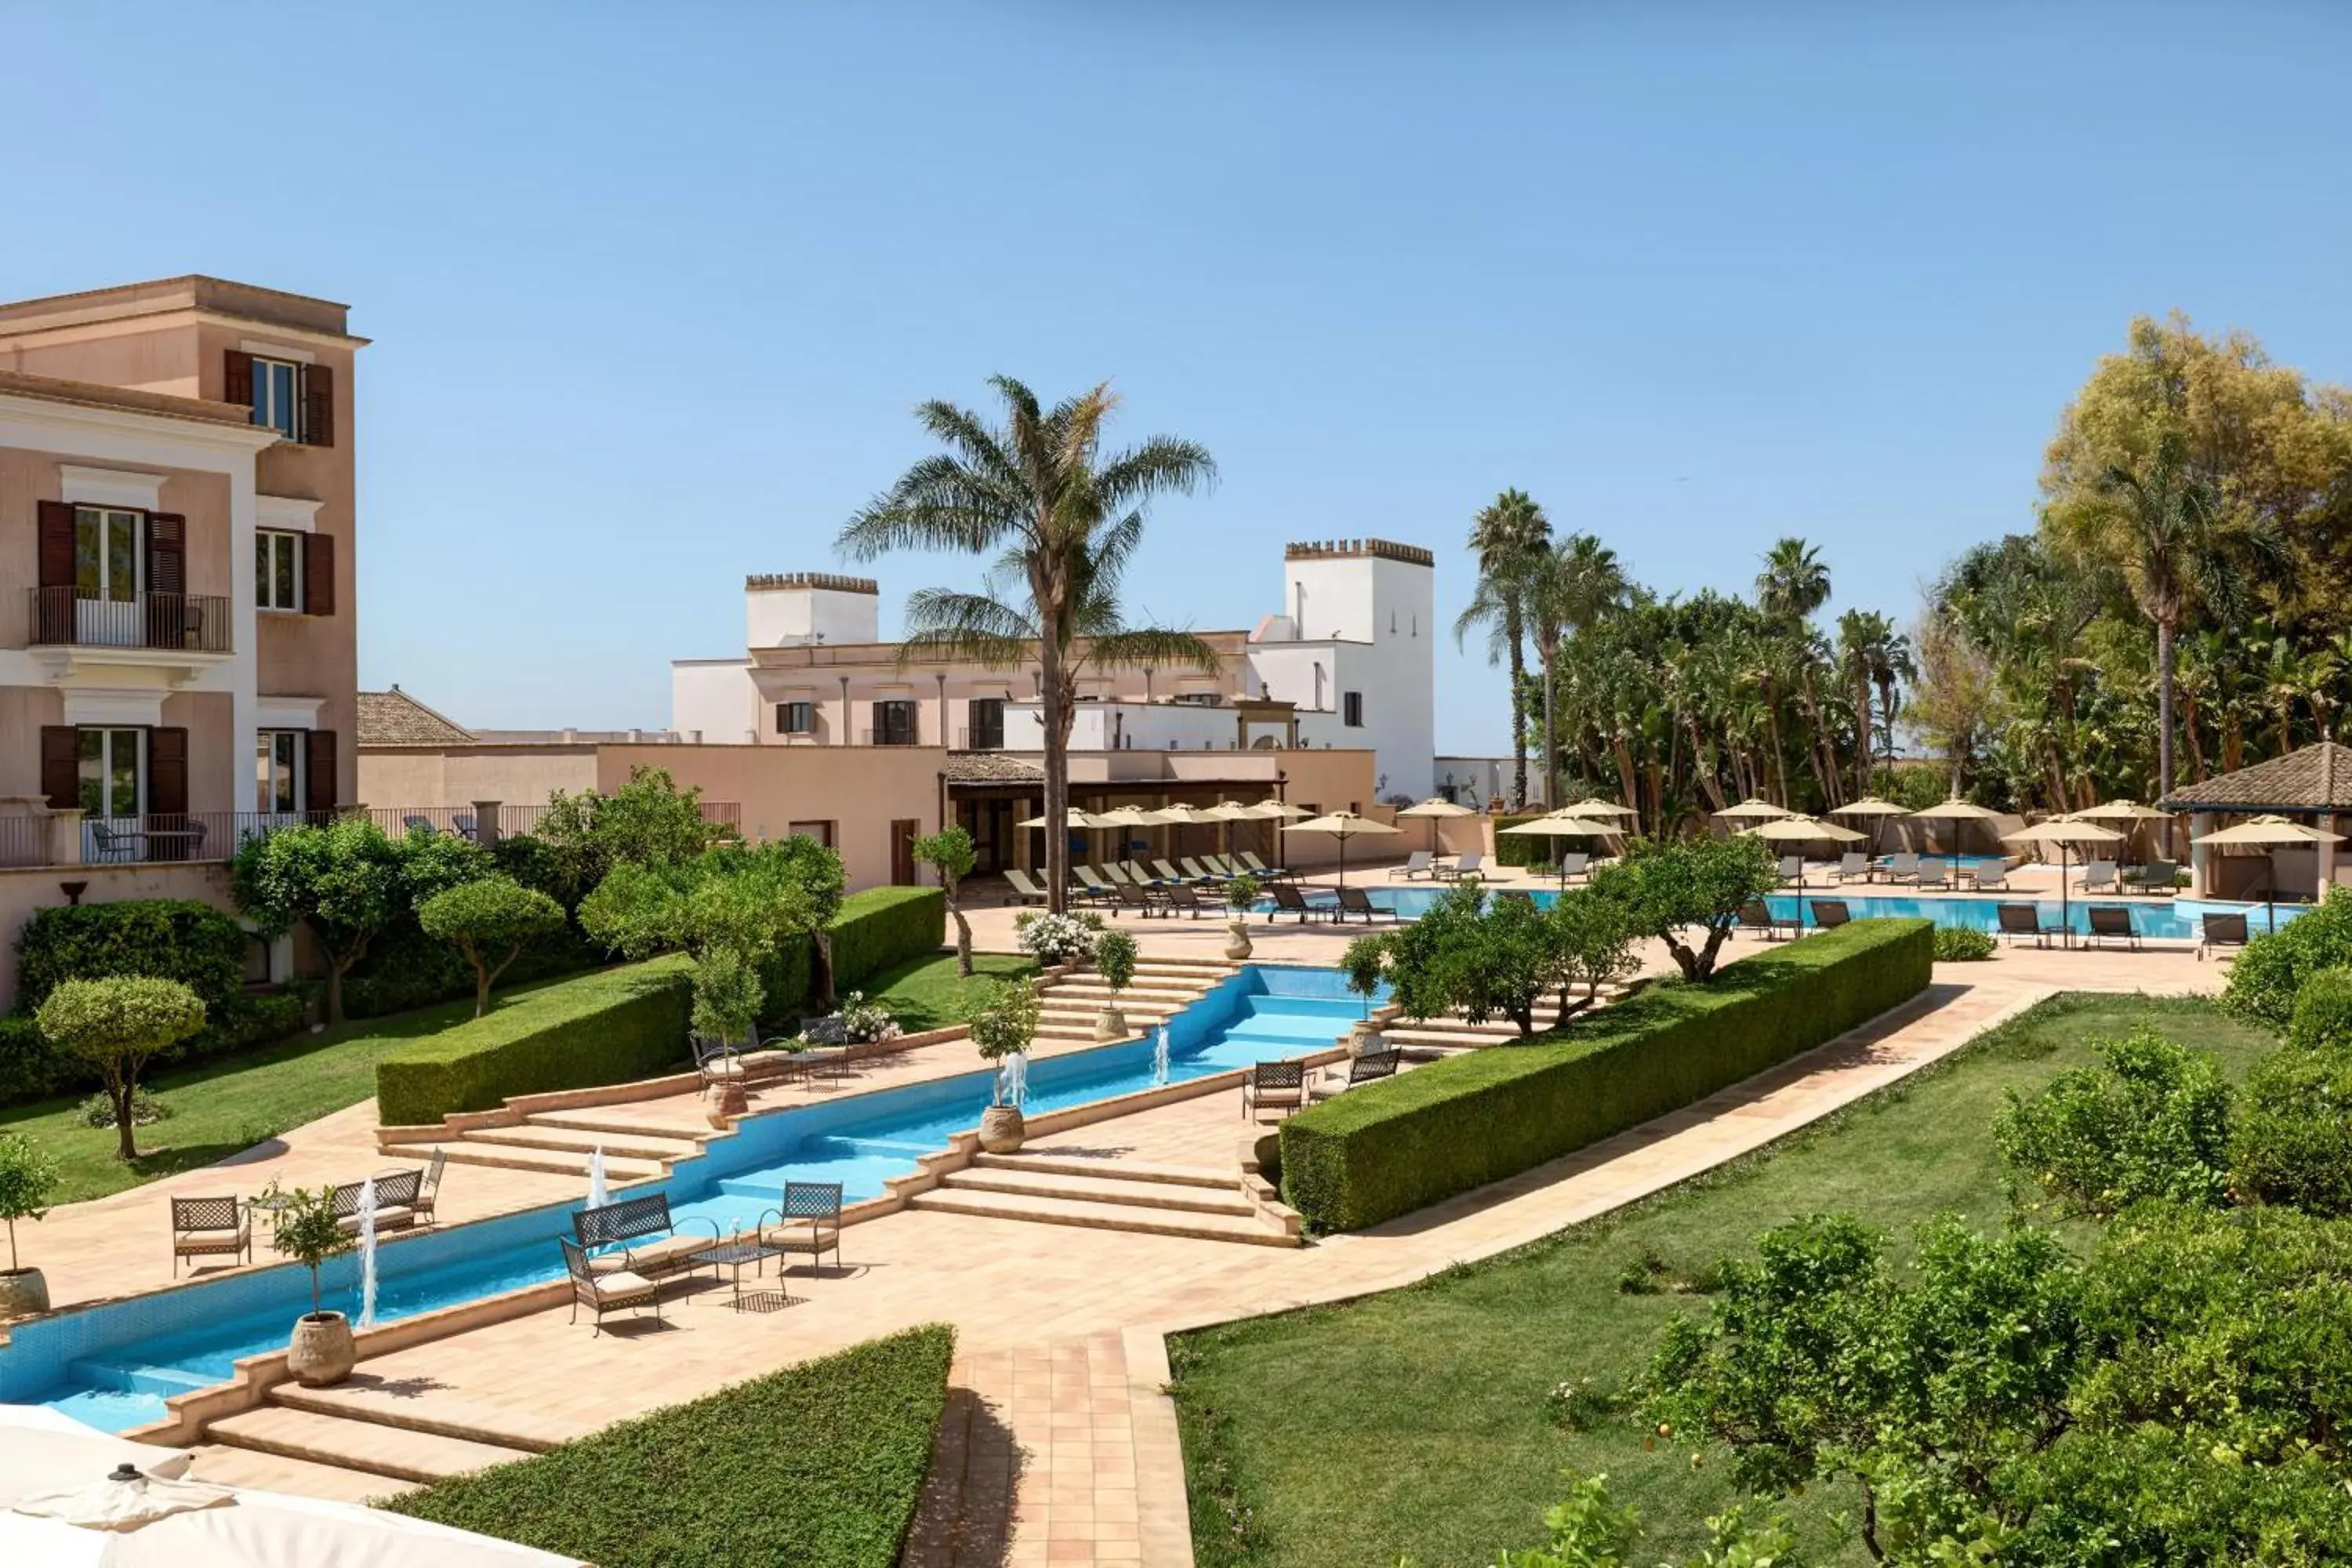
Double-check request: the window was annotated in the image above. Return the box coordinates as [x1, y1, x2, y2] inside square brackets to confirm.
[251, 357, 304, 441]
[787, 820, 836, 848]
[78, 728, 142, 820]
[870, 699, 918, 746]
[75, 506, 140, 604]
[1342, 691, 1364, 728]
[256, 730, 304, 813]
[256, 530, 303, 611]
[775, 701, 815, 735]
[965, 697, 1005, 750]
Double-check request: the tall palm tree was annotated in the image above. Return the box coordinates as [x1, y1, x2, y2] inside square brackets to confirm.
[1456, 490, 1552, 807]
[1756, 536, 1831, 623]
[839, 377, 1217, 913]
[1524, 533, 1628, 810]
[1836, 610, 1912, 797]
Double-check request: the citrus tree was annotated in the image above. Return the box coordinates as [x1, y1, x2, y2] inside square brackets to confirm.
[417, 875, 567, 1017]
[36, 977, 205, 1160]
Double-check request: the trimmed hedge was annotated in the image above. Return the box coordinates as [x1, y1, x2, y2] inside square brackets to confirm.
[375, 957, 691, 1127]
[760, 886, 947, 1025]
[1491, 814, 1547, 868]
[16, 900, 248, 1013]
[1279, 916, 1935, 1232]
[388, 1323, 954, 1568]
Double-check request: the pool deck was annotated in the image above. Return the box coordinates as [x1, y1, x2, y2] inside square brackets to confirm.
[8, 862, 2229, 1566]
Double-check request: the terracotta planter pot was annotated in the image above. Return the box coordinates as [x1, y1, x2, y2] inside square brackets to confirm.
[288, 1310, 356, 1387]
[0, 1266, 49, 1319]
[705, 1080, 747, 1128]
[978, 1105, 1026, 1154]
[1349, 1025, 1386, 1058]
[1224, 917, 1254, 961]
[1093, 1005, 1128, 1042]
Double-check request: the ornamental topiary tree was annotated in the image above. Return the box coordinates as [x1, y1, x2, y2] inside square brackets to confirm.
[232, 817, 411, 1025]
[910, 825, 978, 977]
[416, 876, 567, 1018]
[35, 978, 205, 1160]
[260, 1180, 354, 1321]
[0, 1132, 58, 1276]
[1588, 835, 1780, 982]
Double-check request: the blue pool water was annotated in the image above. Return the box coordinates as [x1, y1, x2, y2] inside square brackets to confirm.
[9, 965, 1379, 1432]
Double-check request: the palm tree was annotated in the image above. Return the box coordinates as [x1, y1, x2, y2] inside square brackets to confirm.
[1756, 536, 1831, 623]
[839, 377, 1217, 913]
[1836, 610, 1913, 797]
[1523, 533, 1627, 810]
[1456, 491, 1552, 808]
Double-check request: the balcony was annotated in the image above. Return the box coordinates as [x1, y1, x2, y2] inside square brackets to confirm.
[27, 590, 233, 673]
[859, 728, 922, 747]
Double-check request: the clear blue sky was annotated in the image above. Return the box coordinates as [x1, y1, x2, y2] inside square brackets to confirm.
[12, 2, 2351, 753]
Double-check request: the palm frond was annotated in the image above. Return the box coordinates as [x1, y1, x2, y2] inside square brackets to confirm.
[1095, 435, 1219, 514]
[1084, 627, 1224, 674]
[898, 587, 1038, 672]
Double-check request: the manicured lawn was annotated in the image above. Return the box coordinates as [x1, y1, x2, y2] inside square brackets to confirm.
[860, 950, 1037, 1032]
[0, 975, 597, 1206]
[1170, 994, 2279, 1568]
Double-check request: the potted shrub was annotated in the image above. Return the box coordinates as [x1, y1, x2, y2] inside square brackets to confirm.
[0, 1133, 58, 1319]
[262, 1181, 358, 1386]
[1338, 934, 1392, 1056]
[1221, 875, 1260, 960]
[971, 977, 1044, 1153]
[1013, 910, 1100, 969]
[1092, 928, 1139, 1041]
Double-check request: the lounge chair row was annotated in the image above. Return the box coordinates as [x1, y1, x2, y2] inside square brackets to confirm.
[169, 1152, 449, 1276]
[1002, 852, 1290, 906]
[1390, 851, 1489, 881]
[1242, 1048, 1401, 1120]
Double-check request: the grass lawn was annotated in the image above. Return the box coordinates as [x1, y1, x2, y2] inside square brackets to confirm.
[1170, 993, 2279, 1568]
[0, 975, 596, 1206]
[860, 949, 1037, 1033]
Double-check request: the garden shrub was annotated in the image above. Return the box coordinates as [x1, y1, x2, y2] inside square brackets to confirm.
[374, 956, 691, 1126]
[1279, 917, 1933, 1231]
[14, 899, 248, 1014]
[2287, 967, 2352, 1052]
[2231, 1036, 2352, 1216]
[1934, 925, 1997, 961]
[1991, 1028, 2234, 1218]
[1490, 814, 1546, 868]
[827, 887, 946, 992]
[389, 1323, 954, 1568]
[2220, 885, 2352, 1025]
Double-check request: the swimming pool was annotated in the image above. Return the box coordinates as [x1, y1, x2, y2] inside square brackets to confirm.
[5, 964, 1380, 1433]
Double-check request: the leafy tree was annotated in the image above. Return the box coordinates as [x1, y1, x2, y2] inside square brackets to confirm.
[416, 876, 568, 1017]
[1523, 533, 1628, 810]
[1492, 1471, 1803, 1568]
[35, 978, 205, 1160]
[233, 818, 465, 1025]
[2230, 1033, 2352, 1216]
[910, 825, 978, 977]
[1588, 836, 1778, 982]
[2219, 884, 2352, 1025]
[1457, 488, 1553, 809]
[1092, 926, 1138, 998]
[260, 1180, 353, 1320]
[1350, 885, 1563, 1038]
[0, 1133, 57, 1275]
[1545, 887, 1639, 1010]
[1991, 1028, 2234, 1218]
[535, 767, 724, 900]
[970, 977, 1042, 1108]
[687, 945, 764, 1044]
[839, 377, 1218, 913]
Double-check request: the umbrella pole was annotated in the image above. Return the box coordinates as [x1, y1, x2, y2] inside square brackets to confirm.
[2268, 849, 2278, 935]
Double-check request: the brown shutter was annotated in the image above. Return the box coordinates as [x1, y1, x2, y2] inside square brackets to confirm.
[304, 729, 338, 813]
[223, 350, 254, 410]
[145, 512, 187, 648]
[147, 727, 189, 816]
[302, 531, 335, 615]
[38, 500, 75, 588]
[303, 362, 335, 448]
[40, 728, 79, 810]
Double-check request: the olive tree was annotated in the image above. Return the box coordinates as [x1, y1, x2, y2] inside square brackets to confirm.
[911, 824, 978, 977]
[417, 875, 567, 1017]
[1588, 835, 1779, 982]
[36, 978, 205, 1160]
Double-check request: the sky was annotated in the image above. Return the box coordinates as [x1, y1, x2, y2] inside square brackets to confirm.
[9, 2, 2352, 754]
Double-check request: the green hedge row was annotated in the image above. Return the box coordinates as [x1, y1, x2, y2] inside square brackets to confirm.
[1279, 916, 1936, 1232]
[375, 957, 691, 1127]
[388, 1324, 954, 1568]
[0, 991, 305, 1109]
[1490, 814, 1547, 868]
[759, 886, 946, 1025]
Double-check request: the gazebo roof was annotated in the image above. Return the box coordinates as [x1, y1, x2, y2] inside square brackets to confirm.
[2157, 741, 2352, 814]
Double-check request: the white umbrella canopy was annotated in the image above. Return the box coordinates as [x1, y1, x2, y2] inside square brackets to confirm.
[1828, 797, 1911, 818]
[1715, 797, 1792, 820]
[1252, 798, 1312, 819]
[0, 1406, 193, 1502]
[2192, 814, 2346, 932]
[1739, 815, 1867, 843]
[1146, 804, 1224, 825]
[1280, 810, 1399, 888]
[1396, 797, 1476, 855]
[1556, 797, 1639, 819]
[1911, 797, 2002, 820]
[2071, 798, 2172, 822]
[1, 1478, 582, 1565]
[1014, 808, 1098, 829]
[1500, 814, 1617, 882]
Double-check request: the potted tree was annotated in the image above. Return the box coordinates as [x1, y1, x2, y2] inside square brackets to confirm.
[1221, 874, 1260, 961]
[971, 977, 1043, 1153]
[1338, 934, 1392, 1057]
[262, 1181, 358, 1386]
[1092, 927, 1139, 1041]
[0, 1133, 58, 1319]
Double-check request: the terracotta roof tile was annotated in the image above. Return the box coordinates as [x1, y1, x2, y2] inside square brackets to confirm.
[2157, 741, 2352, 813]
[944, 753, 1046, 784]
[357, 687, 477, 747]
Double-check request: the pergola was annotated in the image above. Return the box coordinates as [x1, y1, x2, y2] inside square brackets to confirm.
[2157, 740, 2352, 902]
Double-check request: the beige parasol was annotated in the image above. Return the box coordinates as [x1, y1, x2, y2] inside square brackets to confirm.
[1395, 797, 1477, 856]
[1280, 810, 1399, 888]
[1014, 808, 1099, 829]
[1715, 797, 1791, 820]
[1910, 795, 2002, 858]
[1830, 796, 1913, 857]
[1556, 797, 1639, 819]
[1740, 814, 1865, 902]
[2002, 816, 2125, 942]
[1253, 797, 1312, 819]
[2191, 813, 2346, 932]
[1499, 812, 1617, 884]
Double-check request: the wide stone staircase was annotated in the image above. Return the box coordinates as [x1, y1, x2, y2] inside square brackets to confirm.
[196, 1375, 562, 1495]
[424, 1104, 713, 1185]
[1031, 956, 1237, 1044]
[909, 1152, 1299, 1247]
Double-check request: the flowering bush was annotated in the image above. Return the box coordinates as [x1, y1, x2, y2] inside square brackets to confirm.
[1013, 911, 1101, 966]
[834, 991, 902, 1045]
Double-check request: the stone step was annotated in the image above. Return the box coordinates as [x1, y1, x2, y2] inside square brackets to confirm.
[971, 1152, 1236, 1189]
[465, 1124, 697, 1163]
[186, 1441, 419, 1504]
[1065, 974, 1211, 993]
[907, 1188, 1298, 1247]
[1050, 982, 1205, 1003]
[938, 1166, 1254, 1216]
[206, 1405, 537, 1486]
[434, 1142, 665, 1183]
[525, 1109, 715, 1142]
[271, 1381, 564, 1454]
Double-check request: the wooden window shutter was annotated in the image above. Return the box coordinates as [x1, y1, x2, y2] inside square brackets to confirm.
[303, 363, 335, 448]
[223, 350, 254, 410]
[147, 727, 190, 817]
[40, 727, 78, 810]
[302, 531, 336, 615]
[304, 729, 338, 813]
[145, 513, 188, 648]
[37, 499, 75, 588]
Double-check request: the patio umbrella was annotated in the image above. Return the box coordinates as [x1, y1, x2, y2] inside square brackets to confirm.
[1015, 806, 1102, 872]
[1252, 797, 1312, 819]
[1280, 810, 1399, 889]
[2191, 813, 2345, 934]
[1740, 814, 1865, 909]
[1557, 797, 1639, 819]
[1200, 800, 1271, 861]
[2002, 816, 2125, 946]
[1829, 797, 1912, 858]
[0, 1406, 192, 1502]
[1395, 797, 1476, 857]
[1089, 805, 1160, 861]
[1911, 795, 2002, 859]
[1498, 812, 1616, 885]
[1715, 797, 1791, 821]
[2072, 797, 2175, 866]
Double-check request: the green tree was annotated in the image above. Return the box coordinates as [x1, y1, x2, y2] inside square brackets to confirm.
[1525, 532, 1628, 809]
[35, 977, 206, 1160]
[416, 876, 568, 1017]
[1991, 1028, 2235, 1218]
[1457, 489, 1554, 808]
[232, 818, 460, 1025]
[839, 377, 1218, 914]
[535, 767, 724, 900]
[1545, 886, 1639, 1010]
[0, 1133, 58, 1276]
[1588, 836, 1778, 982]
[910, 825, 978, 977]
[260, 1181, 353, 1320]
[1755, 536, 1830, 622]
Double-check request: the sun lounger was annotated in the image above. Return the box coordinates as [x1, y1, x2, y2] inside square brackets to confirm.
[1915, 860, 1954, 891]
[403, 814, 437, 837]
[1114, 881, 1166, 918]
[452, 811, 478, 842]
[757, 1181, 844, 1275]
[1966, 862, 2010, 893]
[1241, 1059, 1307, 1120]
[1164, 883, 1213, 919]
[2085, 905, 2139, 950]
[1737, 898, 1797, 941]
[1777, 856, 1804, 885]
[1310, 1048, 1401, 1102]
[2081, 859, 2119, 895]
[1332, 885, 1381, 924]
[1809, 898, 1851, 929]
[1118, 859, 1167, 887]
[1391, 851, 1435, 880]
[1178, 857, 1220, 884]
[1883, 851, 1920, 885]
[1559, 851, 1591, 883]
[1833, 852, 1869, 883]
[1203, 854, 1245, 879]
[1150, 858, 1197, 886]
[1101, 861, 1138, 887]
[2132, 858, 2180, 895]
[1003, 868, 1050, 906]
[1268, 881, 1330, 923]
[171, 1196, 250, 1276]
[2197, 910, 2249, 961]
[1996, 903, 2054, 947]
[1238, 850, 1289, 880]
[1073, 866, 1119, 905]
[1432, 851, 1484, 883]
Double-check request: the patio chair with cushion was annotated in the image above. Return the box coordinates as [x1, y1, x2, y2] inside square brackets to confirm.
[1002, 868, 1051, 906]
[1833, 852, 1870, 883]
[1203, 854, 1244, 879]
[1073, 866, 1119, 906]
[1267, 881, 1330, 923]
[2085, 905, 2140, 950]
[2197, 910, 2249, 961]
[1113, 881, 1167, 918]
[572, 1193, 722, 1279]
[1237, 850, 1289, 880]
[1121, 859, 1171, 887]
[2134, 858, 2181, 895]
[559, 1236, 660, 1334]
[1737, 898, 1796, 941]
[1163, 883, 1213, 920]
[1915, 860, 1955, 891]
[1809, 898, 1852, 929]
[1559, 851, 1592, 883]
[1332, 885, 1382, 924]
[1996, 903, 2055, 947]
[757, 1181, 844, 1275]
[171, 1196, 250, 1275]
[332, 1169, 423, 1236]
[1390, 851, 1435, 880]
[1151, 858, 1199, 886]
[1967, 862, 2011, 893]
[1100, 861, 1138, 887]
[1885, 851, 1921, 885]
[410, 1149, 447, 1226]
[1179, 857, 1221, 884]
[2081, 859, 2119, 895]
[1777, 855, 1804, 885]
[403, 815, 437, 836]
[1242, 1059, 1308, 1120]
[1310, 1048, 1401, 1102]
[1434, 851, 1485, 883]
